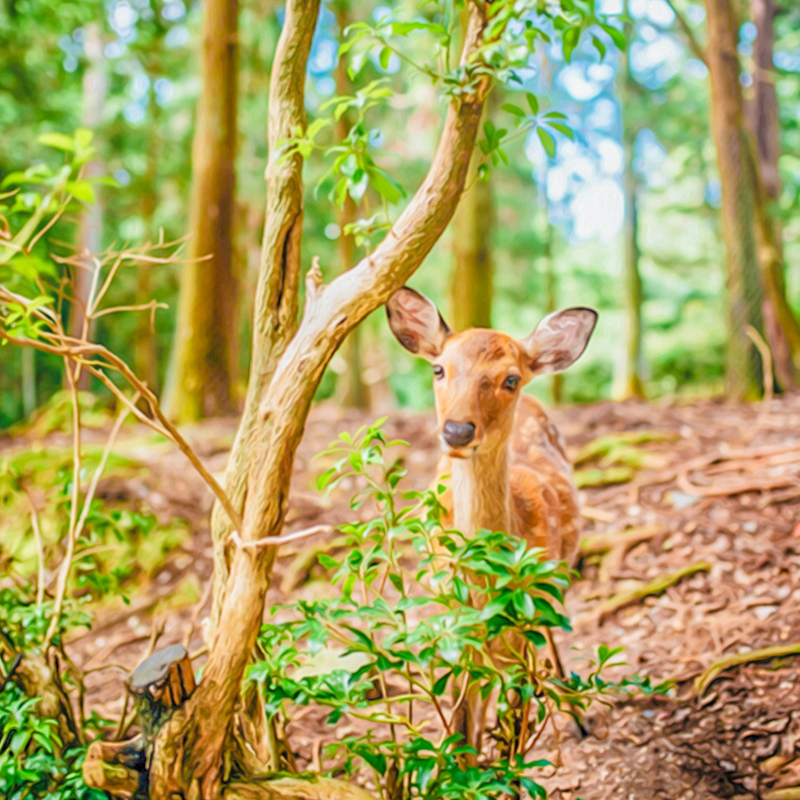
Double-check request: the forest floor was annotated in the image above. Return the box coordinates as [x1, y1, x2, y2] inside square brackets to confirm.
[10, 393, 800, 800]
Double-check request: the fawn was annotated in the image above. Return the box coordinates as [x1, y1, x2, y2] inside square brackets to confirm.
[386, 286, 597, 752]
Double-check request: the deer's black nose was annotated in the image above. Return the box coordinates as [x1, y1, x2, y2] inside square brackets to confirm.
[442, 420, 476, 448]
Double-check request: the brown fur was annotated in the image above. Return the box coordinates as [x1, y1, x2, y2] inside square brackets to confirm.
[432, 331, 580, 565]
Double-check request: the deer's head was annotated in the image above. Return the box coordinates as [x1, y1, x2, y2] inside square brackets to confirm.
[387, 287, 597, 459]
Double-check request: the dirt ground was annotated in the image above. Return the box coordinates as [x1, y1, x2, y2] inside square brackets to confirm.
[39, 393, 800, 800]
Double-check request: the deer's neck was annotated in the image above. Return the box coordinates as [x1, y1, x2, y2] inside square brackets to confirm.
[451, 445, 512, 537]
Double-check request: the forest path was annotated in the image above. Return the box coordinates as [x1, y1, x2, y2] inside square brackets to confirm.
[50, 394, 800, 800]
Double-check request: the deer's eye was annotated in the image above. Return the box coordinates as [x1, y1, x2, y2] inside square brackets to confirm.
[503, 375, 520, 391]
[433, 365, 445, 379]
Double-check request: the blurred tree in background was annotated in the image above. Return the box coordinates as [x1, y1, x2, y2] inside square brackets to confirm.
[164, 0, 239, 421]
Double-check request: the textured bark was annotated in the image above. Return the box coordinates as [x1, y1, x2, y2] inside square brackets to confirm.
[449, 122, 493, 331]
[209, 0, 316, 630]
[166, 0, 239, 422]
[618, 4, 645, 399]
[750, 0, 780, 200]
[749, 0, 800, 387]
[153, 4, 490, 797]
[704, 0, 765, 399]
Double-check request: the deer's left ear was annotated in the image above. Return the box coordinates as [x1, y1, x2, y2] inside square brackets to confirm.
[521, 307, 598, 375]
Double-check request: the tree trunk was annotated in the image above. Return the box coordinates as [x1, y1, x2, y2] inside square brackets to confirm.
[165, 0, 239, 422]
[449, 126, 493, 331]
[618, 4, 645, 399]
[704, 0, 766, 400]
[70, 22, 106, 390]
[333, 0, 370, 410]
[749, 0, 800, 388]
[150, 4, 490, 796]
[208, 0, 314, 628]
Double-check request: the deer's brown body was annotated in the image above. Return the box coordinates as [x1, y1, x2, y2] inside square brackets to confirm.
[387, 287, 597, 755]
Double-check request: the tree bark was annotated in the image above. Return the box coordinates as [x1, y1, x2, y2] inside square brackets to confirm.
[618, 3, 645, 399]
[152, 4, 490, 797]
[165, 0, 239, 422]
[704, 0, 766, 400]
[208, 0, 315, 629]
[449, 121, 493, 331]
[749, 0, 800, 387]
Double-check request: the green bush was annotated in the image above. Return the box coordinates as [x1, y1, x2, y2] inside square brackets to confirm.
[249, 421, 668, 800]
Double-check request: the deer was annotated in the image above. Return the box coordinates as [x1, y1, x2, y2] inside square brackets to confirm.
[386, 286, 597, 755]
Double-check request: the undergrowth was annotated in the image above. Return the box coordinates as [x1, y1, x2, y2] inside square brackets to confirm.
[249, 421, 670, 800]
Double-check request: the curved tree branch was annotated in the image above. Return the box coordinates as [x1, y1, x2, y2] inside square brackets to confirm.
[664, 0, 708, 64]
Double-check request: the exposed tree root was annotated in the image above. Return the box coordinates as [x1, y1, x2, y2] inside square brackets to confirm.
[574, 466, 635, 489]
[694, 641, 800, 695]
[579, 524, 666, 583]
[225, 777, 377, 800]
[595, 560, 711, 623]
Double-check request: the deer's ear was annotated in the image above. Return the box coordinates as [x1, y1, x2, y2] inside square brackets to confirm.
[387, 287, 451, 360]
[522, 307, 597, 375]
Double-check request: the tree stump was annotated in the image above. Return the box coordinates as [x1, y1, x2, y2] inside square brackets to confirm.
[83, 644, 195, 798]
[129, 643, 196, 754]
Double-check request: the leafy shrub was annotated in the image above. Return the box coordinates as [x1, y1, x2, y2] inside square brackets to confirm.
[249, 421, 668, 800]
[0, 682, 103, 800]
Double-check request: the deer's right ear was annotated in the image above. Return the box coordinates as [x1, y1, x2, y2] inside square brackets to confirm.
[386, 287, 451, 360]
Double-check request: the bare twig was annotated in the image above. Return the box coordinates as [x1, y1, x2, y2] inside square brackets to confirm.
[0, 324, 242, 531]
[22, 487, 46, 605]
[663, 0, 708, 64]
[229, 523, 334, 551]
[45, 400, 132, 649]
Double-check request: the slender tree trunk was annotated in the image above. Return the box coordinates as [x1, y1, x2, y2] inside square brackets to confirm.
[165, 0, 239, 421]
[150, 5, 489, 796]
[618, 3, 645, 399]
[70, 22, 106, 390]
[334, 0, 370, 409]
[749, 0, 800, 387]
[449, 108, 493, 331]
[704, 0, 766, 399]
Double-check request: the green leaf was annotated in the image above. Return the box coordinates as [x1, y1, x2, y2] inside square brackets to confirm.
[537, 127, 557, 158]
[525, 92, 539, 115]
[66, 181, 95, 204]
[379, 46, 392, 70]
[547, 122, 575, 140]
[591, 34, 607, 60]
[38, 132, 75, 152]
[601, 23, 627, 51]
[367, 167, 403, 203]
[563, 26, 581, 61]
[502, 103, 526, 118]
